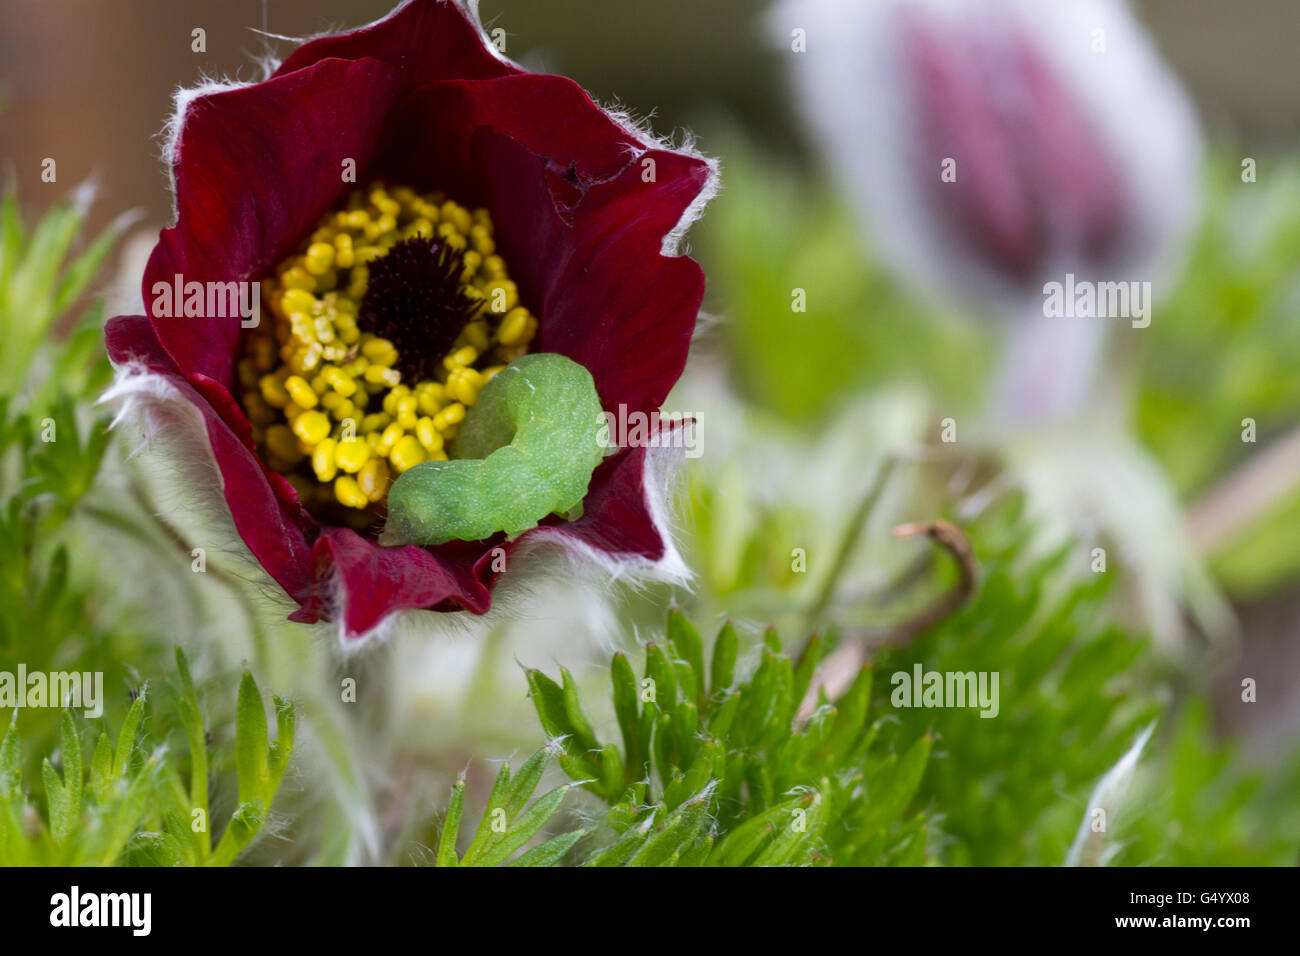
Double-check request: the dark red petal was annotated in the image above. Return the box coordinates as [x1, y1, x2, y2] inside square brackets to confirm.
[274, 0, 514, 86]
[904, 15, 1125, 281]
[522, 445, 667, 562]
[145, 56, 404, 382]
[290, 526, 490, 635]
[474, 126, 709, 415]
[379, 74, 647, 202]
[106, 315, 315, 602]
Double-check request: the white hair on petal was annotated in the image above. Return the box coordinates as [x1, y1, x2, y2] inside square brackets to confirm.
[100, 362, 300, 614]
[159, 77, 251, 216]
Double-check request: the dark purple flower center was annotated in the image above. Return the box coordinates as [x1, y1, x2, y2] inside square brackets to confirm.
[359, 236, 479, 382]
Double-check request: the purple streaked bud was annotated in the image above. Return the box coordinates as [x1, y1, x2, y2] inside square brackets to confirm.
[904, 13, 1128, 284]
[773, 0, 1204, 422]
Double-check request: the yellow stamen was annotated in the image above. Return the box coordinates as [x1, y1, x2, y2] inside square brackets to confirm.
[239, 181, 536, 512]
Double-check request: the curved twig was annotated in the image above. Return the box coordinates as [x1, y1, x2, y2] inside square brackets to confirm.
[872, 520, 979, 647]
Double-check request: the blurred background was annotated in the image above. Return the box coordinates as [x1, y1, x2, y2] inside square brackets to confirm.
[3, 0, 1300, 231]
[2, 0, 1299, 864]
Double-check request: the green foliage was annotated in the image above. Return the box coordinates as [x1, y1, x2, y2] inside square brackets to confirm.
[0, 650, 293, 866]
[1111, 702, 1300, 866]
[1134, 157, 1300, 596]
[868, 498, 1160, 864]
[0, 190, 142, 750]
[0, 189, 120, 414]
[528, 609, 932, 865]
[696, 137, 991, 423]
[431, 748, 583, 867]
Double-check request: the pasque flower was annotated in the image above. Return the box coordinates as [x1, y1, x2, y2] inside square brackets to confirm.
[774, 0, 1203, 421]
[105, 0, 717, 640]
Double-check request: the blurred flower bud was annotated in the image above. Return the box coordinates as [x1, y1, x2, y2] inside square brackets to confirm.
[773, 0, 1204, 421]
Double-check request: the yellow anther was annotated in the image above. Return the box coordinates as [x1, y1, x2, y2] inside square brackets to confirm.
[364, 364, 401, 387]
[344, 210, 370, 231]
[434, 402, 466, 431]
[335, 438, 371, 474]
[470, 224, 494, 256]
[484, 279, 518, 315]
[444, 345, 478, 370]
[282, 288, 317, 315]
[313, 315, 335, 344]
[288, 314, 315, 345]
[447, 366, 484, 405]
[284, 375, 318, 409]
[416, 417, 443, 452]
[312, 438, 339, 482]
[361, 412, 389, 434]
[442, 201, 472, 235]
[281, 266, 316, 292]
[463, 320, 490, 352]
[460, 249, 482, 282]
[377, 422, 405, 456]
[260, 374, 291, 409]
[358, 457, 390, 502]
[334, 475, 369, 509]
[497, 307, 531, 346]
[390, 436, 426, 474]
[392, 395, 417, 430]
[482, 254, 506, 278]
[322, 366, 358, 398]
[331, 399, 358, 423]
[297, 344, 323, 372]
[291, 410, 331, 446]
[305, 242, 336, 275]
[415, 381, 446, 416]
[362, 337, 399, 366]
[333, 233, 355, 268]
[382, 384, 410, 417]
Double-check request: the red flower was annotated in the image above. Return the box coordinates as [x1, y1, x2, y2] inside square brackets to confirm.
[105, 0, 716, 640]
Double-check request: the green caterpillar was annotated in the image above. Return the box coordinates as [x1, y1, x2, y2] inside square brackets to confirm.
[380, 353, 606, 547]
